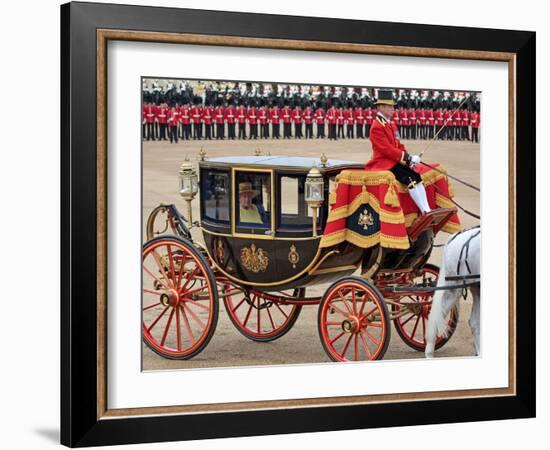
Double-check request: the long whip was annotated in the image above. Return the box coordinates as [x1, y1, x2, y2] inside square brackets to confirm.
[418, 96, 469, 158]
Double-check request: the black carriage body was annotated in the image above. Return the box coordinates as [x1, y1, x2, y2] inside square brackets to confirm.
[198, 156, 367, 291]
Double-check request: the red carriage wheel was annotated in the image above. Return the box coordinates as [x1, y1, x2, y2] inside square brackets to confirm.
[142, 236, 219, 359]
[223, 286, 303, 342]
[392, 264, 459, 352]
[318, 276, 390, 362]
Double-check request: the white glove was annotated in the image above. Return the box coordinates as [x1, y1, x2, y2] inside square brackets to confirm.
[410, 154, 421, 165]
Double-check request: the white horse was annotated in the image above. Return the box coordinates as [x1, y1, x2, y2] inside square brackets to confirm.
[425, 227, 481, 358]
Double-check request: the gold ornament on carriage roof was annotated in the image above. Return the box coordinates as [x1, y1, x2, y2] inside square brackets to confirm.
[198, 147, 207, 161]
[320, 153, 328, 167]
[288, 244, 300, 269]
[254, 147, 262, 156]
[358, 209, 375, 230]
[240, 243, 269, 273]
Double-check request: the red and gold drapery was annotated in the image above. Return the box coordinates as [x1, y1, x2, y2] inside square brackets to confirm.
[320, 164, 462, 250]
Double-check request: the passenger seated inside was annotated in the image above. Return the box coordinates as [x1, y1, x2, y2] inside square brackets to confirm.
[238, 182, 263, 224]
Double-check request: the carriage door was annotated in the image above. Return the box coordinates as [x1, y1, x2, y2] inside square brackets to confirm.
[232, 169, 274, 238]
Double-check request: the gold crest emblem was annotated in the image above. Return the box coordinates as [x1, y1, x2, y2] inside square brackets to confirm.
[358, 209, 375, 230]
[288, 244, 300, 269]
[215, 239, 225, 263]
[240, 244, 269, 273]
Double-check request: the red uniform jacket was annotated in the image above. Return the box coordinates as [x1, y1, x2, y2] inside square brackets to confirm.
[435, 110, 444, 126]
[336, 109, 345, 125]
[179, 106, 190, 125]
[418, 110, 427, 126]
[314, 108, 325, 124]
[344, 108, 354, 125]
[202, 107, 213, 125]
[270, 107, 280, 123]
[354, 107, 364, 125]
[365, 114, 406, 170]
[157, 106, 168, 124]
[326, 107, 337, 125]
[191, 106, 202, 123]
[461, 110, 470, 125]
[400, 109, 409, 125]
[236, 106, 247, 124]
[258, 107, 268, 124]
[303, 107, 313, 124]
[292, 107, 302, 124]
[282, 107, 292, 124]
[470, 112, 480, 128]
[144, 104, 156, 123]
[214, 106, 225, 124]
[167, 108, 179, 127]
[427, 110, 435, 126]
[225, 106, 236, 123]
[364, 108, 374, 125]
[247, 107, 258, 125]
[409, 109, 417, 125]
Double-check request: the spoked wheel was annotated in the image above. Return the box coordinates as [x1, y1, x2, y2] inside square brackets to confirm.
[318, 276, 390, 362]
[392, 264, 459, 352]
[142, 236, 219, 359]
[223, 285, 303, 342]
[146, 205, 179, 240]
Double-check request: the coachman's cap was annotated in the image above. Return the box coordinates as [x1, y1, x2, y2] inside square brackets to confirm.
[375, 89, 395, 106]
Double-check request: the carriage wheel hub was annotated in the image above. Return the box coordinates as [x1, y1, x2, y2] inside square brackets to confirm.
[160, 289, 180, 307]
[342, 316, 360, 334]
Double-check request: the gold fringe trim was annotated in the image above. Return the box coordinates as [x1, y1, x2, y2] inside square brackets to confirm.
[320, 228, 410, 250]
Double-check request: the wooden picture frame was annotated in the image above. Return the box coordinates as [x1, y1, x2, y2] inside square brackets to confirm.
[61, 1, 535, 446]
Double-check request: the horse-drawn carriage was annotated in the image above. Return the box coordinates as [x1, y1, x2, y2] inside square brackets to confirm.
[142, 153, 461, 362]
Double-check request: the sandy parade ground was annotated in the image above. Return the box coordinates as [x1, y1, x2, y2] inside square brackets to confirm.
[142, 134, 480, 370]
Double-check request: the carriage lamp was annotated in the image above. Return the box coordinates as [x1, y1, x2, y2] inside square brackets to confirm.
[305, 167, 324, 237]
[178, 159, 198, 226]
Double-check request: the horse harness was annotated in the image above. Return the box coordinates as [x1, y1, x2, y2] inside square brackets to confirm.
[445, 226, 481, 298]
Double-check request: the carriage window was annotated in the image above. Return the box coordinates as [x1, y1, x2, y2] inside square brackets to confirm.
[235, 171, 271, 229]
[279, 175, 316, 227]
[201, 169, 230, 223]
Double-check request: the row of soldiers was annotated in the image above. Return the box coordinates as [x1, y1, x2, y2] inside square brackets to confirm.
[142, 98, 481, 143]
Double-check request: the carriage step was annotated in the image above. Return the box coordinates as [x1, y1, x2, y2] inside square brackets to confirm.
[408, 208, 457, 242]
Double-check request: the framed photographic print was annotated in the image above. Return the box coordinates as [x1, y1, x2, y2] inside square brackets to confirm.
[61, 1, 535, 447]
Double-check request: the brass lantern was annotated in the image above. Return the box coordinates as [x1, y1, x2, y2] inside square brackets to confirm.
[178, 158, 198, 226]
[305, 167, 324, 237]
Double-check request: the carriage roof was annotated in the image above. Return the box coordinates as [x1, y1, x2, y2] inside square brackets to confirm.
[199, 155, 364, 172]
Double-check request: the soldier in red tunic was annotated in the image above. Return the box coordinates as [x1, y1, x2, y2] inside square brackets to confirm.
[258, 100, 269, 139]
[292, 103, 303, 139]
[336, 103, 346, 139]
[409, 107, 417, 140]
[179, 101, 191, 140]
[461, 108, 470, 141]
[400, 106, 409, 139]
[225, 100, 236, 140]
[303, 102, 313, 139]
[236, 100, 247, 139]
[202, 100, 213, 140]
[282, 101, 292, 139]
[426, 106, 434, 139]
[157, 100, 168, 141]
[247, 100, 258, 140]
[167, 103, 179, 144]
[144, 97, 156, 141]
[435, 107, 444, 140]
[366, 90, 431, 214]
[326, 103, 337, 140]
[345, 102, 354, 139]
[354, 103, 364, 139]
[270, 101, 281, 139]
[470, 109, 480, 143]
[364, 106, 373, 139]
[191, 97, 203, 140]
[418, 107, 426, 140]
[214, 98, 225, 140]
[314, 103, 325, 139]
